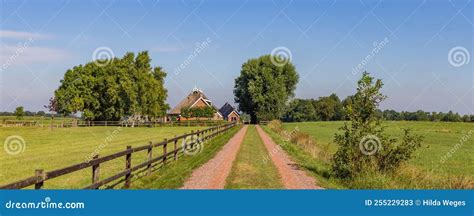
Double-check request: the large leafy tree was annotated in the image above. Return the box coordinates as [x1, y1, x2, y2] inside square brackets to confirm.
[234, 55, 299, 123]
[54, 51, 169, 121]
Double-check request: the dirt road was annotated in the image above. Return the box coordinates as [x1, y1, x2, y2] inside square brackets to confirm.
[256, 125, 323, 189]
[181, 125, 248, 189]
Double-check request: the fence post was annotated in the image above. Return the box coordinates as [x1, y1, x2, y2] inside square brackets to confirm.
[190, 130, 194, 149]
[147, 141, 153, 175]
[196, 130, 200, 146]
[92, 155, 100, 188]
[174, 135, 178, 161]
[124, 146, 132, 189]
[163, 139, 168, 165]
[34, 169, 44, 189]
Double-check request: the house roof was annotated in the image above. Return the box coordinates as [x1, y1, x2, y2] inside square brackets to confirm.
[169, 89, 220, 115]
[219, 102, 239, 118]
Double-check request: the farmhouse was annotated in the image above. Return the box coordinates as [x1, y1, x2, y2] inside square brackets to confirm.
[219, 102, 240, 122]
[168, 87, 223, 121]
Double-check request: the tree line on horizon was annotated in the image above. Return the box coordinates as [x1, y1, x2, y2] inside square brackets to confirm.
[283, 95, 473, 123]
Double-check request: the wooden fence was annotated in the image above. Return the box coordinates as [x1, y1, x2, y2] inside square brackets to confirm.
[0, 122, 237, 189]
[1, 120, 227, 128]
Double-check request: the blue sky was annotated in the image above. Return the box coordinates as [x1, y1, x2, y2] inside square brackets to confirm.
[0, 0, 472, 114]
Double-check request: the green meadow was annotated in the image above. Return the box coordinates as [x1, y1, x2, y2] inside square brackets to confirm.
[0, 126, 206, 188]
[282, 121, 473, 177]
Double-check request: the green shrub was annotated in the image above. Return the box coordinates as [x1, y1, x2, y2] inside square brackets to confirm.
[331, 72, 423, 179]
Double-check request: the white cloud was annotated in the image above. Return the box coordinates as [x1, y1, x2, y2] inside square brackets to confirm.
[0, 43, 71, 68]
[0, 30, 69, 69]
[0, 30, 53, 40]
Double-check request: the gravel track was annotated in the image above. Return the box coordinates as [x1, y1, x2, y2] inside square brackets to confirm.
[256, 125, 323, 189]
[181, 125, 248, 189]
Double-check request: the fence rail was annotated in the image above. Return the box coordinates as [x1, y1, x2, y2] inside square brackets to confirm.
[0, 120, 227, 128]
[0, 122, 237, 189]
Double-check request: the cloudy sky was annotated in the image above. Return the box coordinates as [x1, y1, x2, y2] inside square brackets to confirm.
[0, 0, 472, 114]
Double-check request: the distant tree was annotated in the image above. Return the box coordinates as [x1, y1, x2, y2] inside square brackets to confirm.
[415, 110, 429, 121]
[14, 106, 24, 120]
[430, 112, 441, 121]
[234, 55, 299, 123]
[240, 113, 251, 123]
[332, 72, 423, 178]
[284, 99, 317, 122]
[24, 111, 35, 116]
[314, 96, 337, 121]
[282, 94, 354, 122]
[325, 94, 343, 120]
[36, 111, 46, 116]
[382, 109, 400, 120]
[461, 115, 471, 122]
[441, 111, 462, 122]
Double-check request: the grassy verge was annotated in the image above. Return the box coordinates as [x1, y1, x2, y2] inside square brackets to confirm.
[225, 125, 283, 189]
[261, 126, 345, 189]
[133, 126, 241, 189]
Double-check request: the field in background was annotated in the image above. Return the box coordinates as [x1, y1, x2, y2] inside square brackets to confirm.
[0, 116, 75, 124]
[0, 126, 206, 188]
[282, 121, 473, 177]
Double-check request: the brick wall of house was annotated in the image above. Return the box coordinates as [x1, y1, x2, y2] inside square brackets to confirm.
[227, 112, 240, 122]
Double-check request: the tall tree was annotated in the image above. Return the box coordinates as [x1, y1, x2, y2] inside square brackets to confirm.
[234, 55, 299, 123]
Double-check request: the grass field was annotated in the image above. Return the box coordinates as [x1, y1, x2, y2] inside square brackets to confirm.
[225, 125, 283, 189]
[0, 126, 207, 188]
[282, 121, 473, 177]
